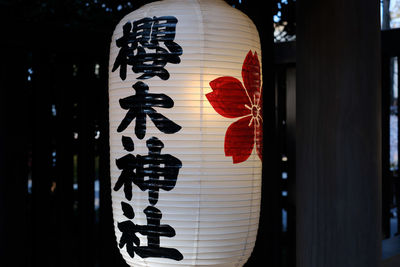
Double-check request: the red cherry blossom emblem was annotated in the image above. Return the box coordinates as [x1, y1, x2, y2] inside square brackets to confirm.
[206, 50, 263, 164]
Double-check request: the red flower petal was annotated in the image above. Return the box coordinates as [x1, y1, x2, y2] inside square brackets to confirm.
[225, 116, 255, 164]
[242, 51, 261, 103]
[256, 86, 263, 161]
[256, 124, 262, 161]
[207, 77, 251, 118]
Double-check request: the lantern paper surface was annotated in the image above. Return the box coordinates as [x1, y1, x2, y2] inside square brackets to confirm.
[108, 0, 262, 266]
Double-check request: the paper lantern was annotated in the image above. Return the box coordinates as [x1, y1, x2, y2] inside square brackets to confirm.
[108, 0, 262, 266]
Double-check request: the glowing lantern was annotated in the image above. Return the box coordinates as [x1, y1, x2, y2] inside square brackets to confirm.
[108, 0, 262, 266]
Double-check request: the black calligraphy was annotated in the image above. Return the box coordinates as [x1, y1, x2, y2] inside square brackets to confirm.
[118, 202, 183, 260]
[117, 81, 181, 139]
[112, 16, 183, 81]
[112, 15, 183, 261]
[114, 137, 181, 203]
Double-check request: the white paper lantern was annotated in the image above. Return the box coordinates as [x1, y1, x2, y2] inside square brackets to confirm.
[108, 0, 263, 266]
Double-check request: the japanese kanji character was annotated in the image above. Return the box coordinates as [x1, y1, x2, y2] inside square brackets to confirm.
[118, 203, 183, 261]
[114, 136, 181, 204]
[117, 81, 181, 139]
[112, 16, 183, 80]
[135, 136, 182, 205]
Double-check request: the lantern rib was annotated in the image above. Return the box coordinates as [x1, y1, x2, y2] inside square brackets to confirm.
[193, 0, 204, 265]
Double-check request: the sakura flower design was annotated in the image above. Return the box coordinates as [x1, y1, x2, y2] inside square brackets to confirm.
[206, 50, 263, 164]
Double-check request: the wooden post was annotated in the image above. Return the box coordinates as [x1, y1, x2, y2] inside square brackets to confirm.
[0, 46, 29, 267]
[77, 61, 96, 266]
[296, 1, 381, 267]
[31, 50, 55, 267]
[54, 54, 75, 267]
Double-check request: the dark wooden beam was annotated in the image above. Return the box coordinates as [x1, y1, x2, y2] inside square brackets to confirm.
[274, 41, 296, 65]
[0, 44, 29, 267]
[382, 29, 400, 57]
[296, 0, 381, 266]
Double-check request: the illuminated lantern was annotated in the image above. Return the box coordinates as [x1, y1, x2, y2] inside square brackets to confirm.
[108, 0, 262, 266]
